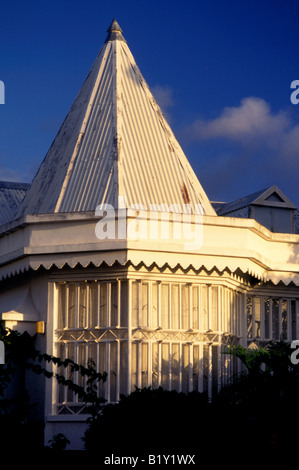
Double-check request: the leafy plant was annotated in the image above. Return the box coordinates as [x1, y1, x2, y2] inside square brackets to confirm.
[0, 324, 107, 449]
[47, 433, 70, 451]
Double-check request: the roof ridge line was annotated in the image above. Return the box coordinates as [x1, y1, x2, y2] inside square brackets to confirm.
[112, 39, 122, 208]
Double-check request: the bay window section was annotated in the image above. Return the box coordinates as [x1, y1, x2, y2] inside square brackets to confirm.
[246, 295, 299, 343]
[55, 280, 126, 414]
[131, 281, 201, 331]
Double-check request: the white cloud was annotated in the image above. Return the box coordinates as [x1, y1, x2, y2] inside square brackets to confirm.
[187, 97, 290, 142]
[182, 97, 299, 170]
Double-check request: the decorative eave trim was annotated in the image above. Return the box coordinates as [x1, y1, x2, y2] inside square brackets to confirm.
[0, 253, 298, 287]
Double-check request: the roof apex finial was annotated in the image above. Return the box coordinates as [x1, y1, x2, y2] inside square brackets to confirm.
[105, 18, 126, 43]
[107, 18, 123, 33]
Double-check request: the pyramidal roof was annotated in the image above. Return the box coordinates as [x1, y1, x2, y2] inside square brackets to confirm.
[16, 19, 216, 217]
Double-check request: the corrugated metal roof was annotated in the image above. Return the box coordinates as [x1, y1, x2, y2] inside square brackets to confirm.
[216, 188, 267, 215]
[0, 181, 29, 226]
[16, 20, 216, 218]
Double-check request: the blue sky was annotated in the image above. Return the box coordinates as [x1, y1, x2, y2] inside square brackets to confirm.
[0, 0, 299, 206]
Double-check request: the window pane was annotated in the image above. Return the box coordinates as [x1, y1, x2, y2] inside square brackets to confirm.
[110, 342, 117, 402]
[152, 343, 159, 388]
[89, 283, 98, 327]
[142, 343, 148, 388]
[182, 344, 189, 393]
[272, 299, 279, 340]
[222, 288, 228, 333]
[181, 285, 189, 330]
[291, 300, 296, 340]
[111, 282, 118, 327]
[192, 286, 199, 330]
[212, 345, 218, 396]
[120, 281, 128, 327]
[254, 297, 261, 338]
[120, 341, 128, 395]
[99, 283, 107, 327]
[203, 345, 209, 393]
[161, 284, 169, 329]
[141, 283, 148, 327]
[132, 342, 138, 390]
[132, 282, 139, 327]
[58, 343, 66, 403]
[171, 343, 180, 391]
[171, 284, 179, 329]
[88, 342, 97, 368]
[201, 286, 208, 331]
[193, 345, 199, 391]
[282, 299, 287, 340]
[78, 343, 86, 390]
[98, 343, 106, 398]
[68, 284, 76, 328]
[161, 343, 170, 390]
[264, 298, 270, 338]
[211, 286, 218, 331]
[79, 284, 87, 328]
[58, 284, 66, 329]
[67, 343, 75, 402]
[247, 297, 252, 338]
[152, 283, 158, 328]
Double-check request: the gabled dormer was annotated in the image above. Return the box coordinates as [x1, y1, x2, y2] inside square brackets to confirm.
[214, 185, 297, 233]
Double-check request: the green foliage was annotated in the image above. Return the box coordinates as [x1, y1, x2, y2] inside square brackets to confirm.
[216, 340, 299, 456]
[84, 341, 299, 460]
[223, 343, 271, 371]
[0, 324, 106, 449]
[1, 323, 299, 458]
[83, 386, 209, 454]
[47, 433, 70, 451]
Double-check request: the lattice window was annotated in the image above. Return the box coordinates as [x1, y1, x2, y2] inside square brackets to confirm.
[54, 280, 124, 414]
[246, 295, 299, 343]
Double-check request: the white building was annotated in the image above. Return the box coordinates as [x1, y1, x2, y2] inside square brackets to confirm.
[0, 19, 299, 449]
